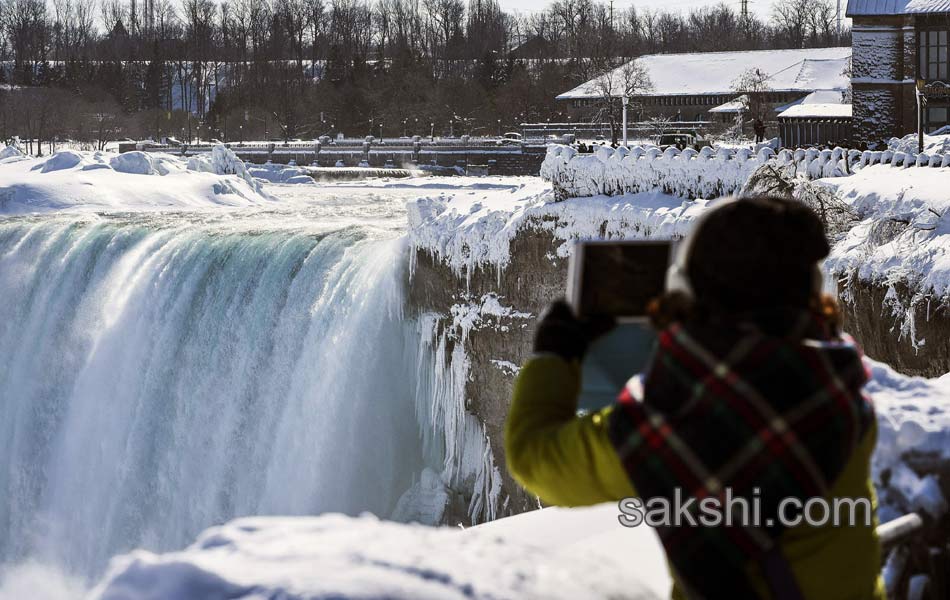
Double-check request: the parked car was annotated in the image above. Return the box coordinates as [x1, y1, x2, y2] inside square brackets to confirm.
[652, 132, 712, 151]
[497, 131, 523, 146]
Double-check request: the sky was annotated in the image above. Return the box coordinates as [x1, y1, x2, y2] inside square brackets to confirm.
[496, 0, 775, 19]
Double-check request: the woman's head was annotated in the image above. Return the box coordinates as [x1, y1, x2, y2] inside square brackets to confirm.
[651, 195, 834, 328]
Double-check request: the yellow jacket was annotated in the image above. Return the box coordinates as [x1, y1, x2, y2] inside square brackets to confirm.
[505, 354, 885, 599]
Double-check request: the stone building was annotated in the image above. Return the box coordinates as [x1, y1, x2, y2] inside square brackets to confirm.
[847, 0, 950, 145]
[555, 47, 852, 134]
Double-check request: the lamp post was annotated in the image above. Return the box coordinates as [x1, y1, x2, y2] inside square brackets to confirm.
[916, 80, 924, 154]
[497, 119, 501, 136]
[430, 122, 434, 139]
[239, 125, 243, 146]
[622, 95, 629, 147]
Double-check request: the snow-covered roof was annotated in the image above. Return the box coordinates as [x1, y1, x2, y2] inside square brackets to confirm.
[778, 103, 853, 118]
[709, 96, 747, 113]
[776, 90, 848, 112]
[556, 47, 851, 100]
[847, 0, 950, 16]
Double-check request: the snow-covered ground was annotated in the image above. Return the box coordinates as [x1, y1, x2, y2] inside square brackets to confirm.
[0, 146, 270, 213]
[90, 504, 669, 600]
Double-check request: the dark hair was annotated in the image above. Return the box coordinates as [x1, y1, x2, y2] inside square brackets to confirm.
[648, 195, 839, 330]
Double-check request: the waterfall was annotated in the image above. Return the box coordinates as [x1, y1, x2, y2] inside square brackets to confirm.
[0, 211, 432, 583]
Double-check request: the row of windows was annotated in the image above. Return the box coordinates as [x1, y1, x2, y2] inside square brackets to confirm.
[571, 92, 792, 109]
[919, 28, 949, 81]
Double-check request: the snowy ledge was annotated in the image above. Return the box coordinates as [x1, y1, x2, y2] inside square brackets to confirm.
[406, 179, 708, 280]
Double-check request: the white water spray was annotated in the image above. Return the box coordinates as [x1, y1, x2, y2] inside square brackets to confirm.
[0, 211, 433, 582]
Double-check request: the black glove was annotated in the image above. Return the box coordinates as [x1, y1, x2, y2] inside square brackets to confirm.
[533, 299, 616, 363]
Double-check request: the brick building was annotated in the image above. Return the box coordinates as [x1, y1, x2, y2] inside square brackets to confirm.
[847, 0, 950, 145]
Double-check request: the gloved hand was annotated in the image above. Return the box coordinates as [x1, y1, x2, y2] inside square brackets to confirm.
[533, 299, 616, 363]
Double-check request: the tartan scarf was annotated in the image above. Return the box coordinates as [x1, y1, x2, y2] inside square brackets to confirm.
[608, 308, 874, 599]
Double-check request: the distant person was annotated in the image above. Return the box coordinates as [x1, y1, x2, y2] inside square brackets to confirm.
[505, 196, 882, 599]
[754, 118, 766, 143]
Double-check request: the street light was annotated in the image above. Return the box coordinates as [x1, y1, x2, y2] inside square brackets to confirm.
[430, 122, 434, 139]
[497, 119, 501, 136]
[622, 96, 629, 147]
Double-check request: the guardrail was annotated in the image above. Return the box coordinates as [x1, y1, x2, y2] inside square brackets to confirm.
[540, 143, 950, 201]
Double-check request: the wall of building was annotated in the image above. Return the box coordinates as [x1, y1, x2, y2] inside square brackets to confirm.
[852, 17, 917, 145]
[562, 91, 807, 137]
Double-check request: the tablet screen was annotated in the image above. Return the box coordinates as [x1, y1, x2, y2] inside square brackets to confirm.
[571, 241, 673, 320]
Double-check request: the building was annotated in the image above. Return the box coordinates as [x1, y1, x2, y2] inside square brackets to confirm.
[556, 47, 852, 136]
[777, 90, 854, 146]
[847, 0, 950, 145]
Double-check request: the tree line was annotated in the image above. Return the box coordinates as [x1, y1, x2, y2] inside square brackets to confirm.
[0, 0, 850, 150]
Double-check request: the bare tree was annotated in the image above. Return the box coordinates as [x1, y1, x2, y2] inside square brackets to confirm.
[593, 59, 652, 145]
[731, 66, 772, 136]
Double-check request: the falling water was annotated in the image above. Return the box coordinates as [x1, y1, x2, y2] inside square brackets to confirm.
[0, 200, 437, 589]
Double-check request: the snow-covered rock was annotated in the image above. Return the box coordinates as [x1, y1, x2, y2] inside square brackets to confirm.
[869, 358, 950, 522]
[90, 504, 669, 600]
[247, 162, 315, 185]
[0, 146, 274, 214]
[407, 178, 708, 278]
[822, 164, 950, 306]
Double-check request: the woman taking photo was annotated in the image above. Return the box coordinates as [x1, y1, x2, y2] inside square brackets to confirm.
[505, 196, 882, 599]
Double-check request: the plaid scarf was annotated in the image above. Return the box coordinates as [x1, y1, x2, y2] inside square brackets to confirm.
[608, 309, 874, 599]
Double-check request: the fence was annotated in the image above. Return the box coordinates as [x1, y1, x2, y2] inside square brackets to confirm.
[540, 143, 950, 200]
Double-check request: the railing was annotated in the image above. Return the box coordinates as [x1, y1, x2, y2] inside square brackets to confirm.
[540, 143, 950, 201]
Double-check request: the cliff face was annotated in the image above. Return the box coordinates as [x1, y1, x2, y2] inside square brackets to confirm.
[408, 222, 567, 517]
[840, 277, 950, 378]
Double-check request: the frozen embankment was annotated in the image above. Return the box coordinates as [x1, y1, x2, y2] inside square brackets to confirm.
[822, 164, 950, 377]
[406, 179, 708, 515]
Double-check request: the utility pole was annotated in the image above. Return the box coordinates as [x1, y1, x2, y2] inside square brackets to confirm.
[836, 0, 842, 35]
[740, 0, 748, 21]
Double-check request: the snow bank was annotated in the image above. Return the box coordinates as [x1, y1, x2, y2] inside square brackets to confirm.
[869, 359, 950, 523]
[822, 164, 950, 346]
[247, 162, 315, 185]
[407, 178, 708, 278]
[0, 145, 273, 214]
[886, 131, 950, 155]
[90, 504, 668, 600]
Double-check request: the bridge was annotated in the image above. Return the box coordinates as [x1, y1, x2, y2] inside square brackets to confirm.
[122, 135, 551, 176]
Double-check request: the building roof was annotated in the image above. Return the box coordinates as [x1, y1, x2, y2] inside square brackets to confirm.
[846, 0, 950, 16]
[709, 96, 748, 113]
[556, 47, 852, 100]
[778, 103, 853, 118]
[777, 90, 851, 118]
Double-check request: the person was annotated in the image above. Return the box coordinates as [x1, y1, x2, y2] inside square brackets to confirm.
[505, 196, 883, 599]
[754, 118, 766, 143]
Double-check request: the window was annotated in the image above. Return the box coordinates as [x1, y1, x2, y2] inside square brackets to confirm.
[927, 105, 949, 130]
[919, 28, 949, 81]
